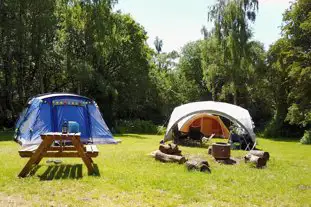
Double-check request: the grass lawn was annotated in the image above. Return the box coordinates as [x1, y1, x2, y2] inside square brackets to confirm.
[0, 132, 310, 207]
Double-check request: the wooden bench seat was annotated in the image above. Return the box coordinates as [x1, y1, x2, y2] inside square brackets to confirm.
[19, 144, 99, 158]
[86, 145, 99, 157]
[19, 145, 39, 157]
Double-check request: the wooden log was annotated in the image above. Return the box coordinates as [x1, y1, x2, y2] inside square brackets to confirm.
[154, 150, 186, 164]
[248, 150, 270, 160]
[159, 143, 182, 155]
[207, 146, 212, 155]
[185, 159, 211, 173]
[244, 154, 267, 168]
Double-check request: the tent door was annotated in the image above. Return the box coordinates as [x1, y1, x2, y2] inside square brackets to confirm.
[53, 105, 90, 140]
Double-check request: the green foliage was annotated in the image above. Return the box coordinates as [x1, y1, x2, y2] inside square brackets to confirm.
[115, 119, 160, 134]
[0, 0, 155, 127]
[263, 38, 292, 136]
[282, 0, 311, 130]
[263, 0, 311, 137]
[179, 41, 205, 91]
[207, 0, 259, 105]
[148, 41, 203, 119]
[300, 130, 311, 145]
[156, 125, 167, 135]
[0, 0, 309, 140]
[203, 0, 271, 129]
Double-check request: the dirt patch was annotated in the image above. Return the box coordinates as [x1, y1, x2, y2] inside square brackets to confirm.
[0, 192, 31, 207]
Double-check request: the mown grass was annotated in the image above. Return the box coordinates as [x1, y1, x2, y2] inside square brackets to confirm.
[0, 131, 310, 206]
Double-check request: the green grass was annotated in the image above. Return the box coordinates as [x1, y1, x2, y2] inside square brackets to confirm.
[0, 132, 310, 206]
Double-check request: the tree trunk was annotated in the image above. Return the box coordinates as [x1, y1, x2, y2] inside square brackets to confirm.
[154, 150, 186, 164]
[4, 55, 15, 117]
[36, 27, 44, 94]
[233, 84, 238, 105]
[38, 60, 44, 94]
[17, 1, 24, 103]
[77, 82, 81, 95]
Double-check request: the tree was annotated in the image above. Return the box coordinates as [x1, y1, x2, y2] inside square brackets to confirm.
[201, 37, 225, 101]
[178, 40, 209, 100]
[0, 0, 59, 126]
[154, 36, 163, 54]
[261, 0, 311, 138]
[282, 0, 311, 137]
[0, 0, 157, 128]
[207, 0, 259, 105]
[264, 38, 293, 136]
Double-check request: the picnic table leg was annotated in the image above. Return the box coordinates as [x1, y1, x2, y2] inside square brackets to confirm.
[34, 156, 43, 165]
[71, 137, 94, 174]
[18, 139, 53, 178]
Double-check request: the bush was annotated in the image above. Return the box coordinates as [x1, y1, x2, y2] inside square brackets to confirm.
[156, 125, 166, 135]
[300, 130, 311, 145]
[115, 119, 166, 134]
[264, 117, 303, 138]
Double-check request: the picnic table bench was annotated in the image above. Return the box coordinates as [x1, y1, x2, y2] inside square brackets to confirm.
[18, 132, 99, 178]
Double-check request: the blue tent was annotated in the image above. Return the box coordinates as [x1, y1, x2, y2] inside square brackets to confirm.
[15, 93, 116, 146]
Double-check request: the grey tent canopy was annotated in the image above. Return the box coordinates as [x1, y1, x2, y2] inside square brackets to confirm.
[164, 101, 256, 144]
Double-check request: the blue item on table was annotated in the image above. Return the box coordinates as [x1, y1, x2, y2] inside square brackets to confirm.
[68, 121, 79, 133]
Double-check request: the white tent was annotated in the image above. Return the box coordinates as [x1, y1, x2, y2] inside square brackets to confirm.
[164, 101, 256, 144]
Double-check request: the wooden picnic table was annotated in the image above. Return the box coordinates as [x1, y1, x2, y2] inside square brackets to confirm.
[18, 132, 99, 178]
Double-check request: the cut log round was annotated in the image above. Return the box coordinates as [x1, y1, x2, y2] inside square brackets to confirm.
[244, 154, 267, 168]
[185, 159, 211, 173]
[248, 150, 270, 160]
[154, 150, 186, 164]
[211, 142, 230, 160]
[159, 143, 181, 155]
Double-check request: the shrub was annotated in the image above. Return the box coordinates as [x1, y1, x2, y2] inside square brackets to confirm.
[115, 119, 166, 134]
[300, 130, 311, 145]
[264, 117, 303, 138]
[156, 125, 166, 135]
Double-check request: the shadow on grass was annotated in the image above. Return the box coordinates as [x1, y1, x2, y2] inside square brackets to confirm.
[92, 164, 101, 177]
[38, 164, 83, 180]
[26, 163, 100, 180]
[0, 131, 14, 141]
[38, 163, 100, 180]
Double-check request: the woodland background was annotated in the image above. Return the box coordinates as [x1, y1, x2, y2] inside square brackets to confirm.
[0, 0, 310, 141]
